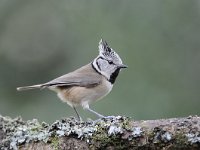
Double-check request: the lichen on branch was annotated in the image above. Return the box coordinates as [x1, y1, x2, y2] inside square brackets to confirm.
[0, 115, 200, 150]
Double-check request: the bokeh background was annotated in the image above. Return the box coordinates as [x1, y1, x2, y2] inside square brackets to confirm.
[0, 0, 200, 123]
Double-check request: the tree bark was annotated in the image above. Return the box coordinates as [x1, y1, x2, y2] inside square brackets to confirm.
[0, 115, 200, 150]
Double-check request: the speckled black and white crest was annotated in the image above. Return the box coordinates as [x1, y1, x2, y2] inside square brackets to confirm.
[98, 39, 123, 65]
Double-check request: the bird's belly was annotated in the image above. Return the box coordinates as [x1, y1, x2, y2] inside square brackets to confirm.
[56, 80, 113, 107]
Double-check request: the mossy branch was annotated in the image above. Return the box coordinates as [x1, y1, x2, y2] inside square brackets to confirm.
[0, 115, 200, 150]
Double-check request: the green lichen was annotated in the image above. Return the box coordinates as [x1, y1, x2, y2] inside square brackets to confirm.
[174, 133, 188, 148]
[88, 116, 134, 149]
[121, 117, 132, 130]
[50, 136, 59, 150]
[0, 115, 137, 149]
[1, 115, 200, 149]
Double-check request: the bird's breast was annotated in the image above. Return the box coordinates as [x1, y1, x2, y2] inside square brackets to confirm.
[55, 79, 113, 107]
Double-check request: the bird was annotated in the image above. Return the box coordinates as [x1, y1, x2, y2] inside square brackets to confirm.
[17, 39, 127, 120]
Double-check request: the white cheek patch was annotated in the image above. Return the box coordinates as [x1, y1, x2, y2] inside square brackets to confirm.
[92, 58, 101, 73]
[97, 59, 110, 80]
[92, 58, 111, 80]
[101, 60, 108, 68]
[100, 71, 110, 80]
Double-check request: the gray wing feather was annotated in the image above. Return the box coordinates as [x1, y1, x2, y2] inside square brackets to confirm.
[42, 72, 101, 88]
[17, 64, 101, 90]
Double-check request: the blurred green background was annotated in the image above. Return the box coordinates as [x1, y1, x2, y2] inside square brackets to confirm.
[0, 0, 200, 123]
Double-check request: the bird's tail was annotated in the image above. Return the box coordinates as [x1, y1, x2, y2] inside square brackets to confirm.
[16, 84, 43, 91]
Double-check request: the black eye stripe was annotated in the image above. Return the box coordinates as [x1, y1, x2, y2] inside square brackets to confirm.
[96, 60, 100, 69]
[98, 57, 115, 65]
[98, 56, 105, 60]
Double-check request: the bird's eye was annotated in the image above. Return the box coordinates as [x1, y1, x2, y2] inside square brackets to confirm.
[108, 60, 114, 64]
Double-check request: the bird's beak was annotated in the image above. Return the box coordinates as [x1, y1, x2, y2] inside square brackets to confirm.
[118, 64, 128, 69]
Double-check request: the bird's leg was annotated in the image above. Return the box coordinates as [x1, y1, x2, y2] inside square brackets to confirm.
[84, 106, 105, 118]
[73, 107, 82, 121]
[86, 107, 104, 118]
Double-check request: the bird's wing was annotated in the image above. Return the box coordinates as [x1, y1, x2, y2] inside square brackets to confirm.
[42, 72, 102, 88]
